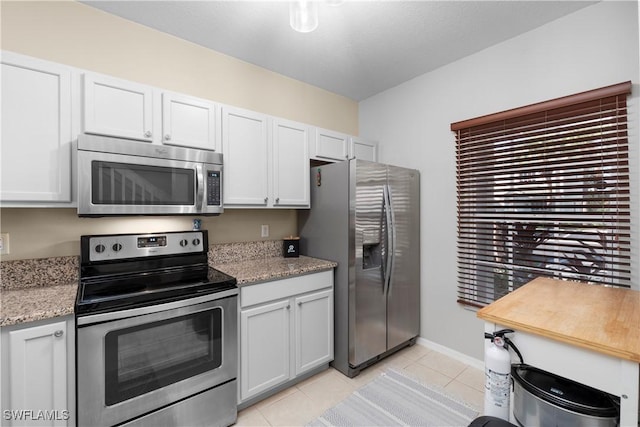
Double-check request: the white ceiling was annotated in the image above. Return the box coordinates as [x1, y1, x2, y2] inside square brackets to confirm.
[82, 1, 597, 101]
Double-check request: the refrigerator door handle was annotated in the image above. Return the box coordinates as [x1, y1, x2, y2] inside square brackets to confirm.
[383, 184, 393, 295]
[387, 183, 397, 294]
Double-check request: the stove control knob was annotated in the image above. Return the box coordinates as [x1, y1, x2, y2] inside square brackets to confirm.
[180, 239, 189, 247]
[95, 244, 106, 254]
[192, 238, 201, 246]
[112, 243, 123, 252]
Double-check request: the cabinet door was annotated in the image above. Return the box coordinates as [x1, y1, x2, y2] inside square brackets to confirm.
[311, 128, 349, 162]
[83, 73, 153, 141]
[161, 92, 220, 151]
[350, 137, 378, 162]
[7, 320, 68, 426]
[294, 289, 334, 376]
[1, 53, 72, 202]
[222, 107, 269, 206]
[240, 299, 291, 401]
[272, 119, 310, 207]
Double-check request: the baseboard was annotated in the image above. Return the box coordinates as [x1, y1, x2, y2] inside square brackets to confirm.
[416, 337, 484, 371]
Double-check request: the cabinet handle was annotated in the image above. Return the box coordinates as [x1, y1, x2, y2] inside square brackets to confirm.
[264, 197, 268, 203]
[144, 131, 152, 138]
[54, 330, 64, 338]
[164, 134, 171, 141]
[286, 304, 290, 310]
[298, 301, 302, 306]
[275, 197, 280, 204]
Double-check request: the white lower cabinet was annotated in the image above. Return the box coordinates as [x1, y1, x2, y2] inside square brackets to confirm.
[1, 316, 75, 427]
[293, 289, 333, 376]
[240, 300, 291, 399]
[239, 270, 334, 404]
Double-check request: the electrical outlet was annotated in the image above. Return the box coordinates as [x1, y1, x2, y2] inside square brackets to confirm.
[261, 224, 269, 238]
[0, 233, 9, 255]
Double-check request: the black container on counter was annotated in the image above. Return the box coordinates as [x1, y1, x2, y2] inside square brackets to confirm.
[283, 237, 300, 258]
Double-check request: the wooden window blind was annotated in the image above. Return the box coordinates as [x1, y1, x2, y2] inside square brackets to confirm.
[451, 82, 632, 307]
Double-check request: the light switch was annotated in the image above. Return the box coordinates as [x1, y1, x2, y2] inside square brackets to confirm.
[261, 225, 269, 238]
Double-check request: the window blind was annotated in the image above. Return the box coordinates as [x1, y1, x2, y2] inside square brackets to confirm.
[451, 82, 632, 307]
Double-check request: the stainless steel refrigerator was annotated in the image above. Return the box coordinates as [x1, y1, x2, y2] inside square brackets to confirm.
[298, 159, 420, 377]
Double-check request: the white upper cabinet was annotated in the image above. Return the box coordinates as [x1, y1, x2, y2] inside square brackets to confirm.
[1, 52, 73, 203]
[161, 92, 221, 151]
[83, 73, 222, 151]
[309, 128, 350, 162]
[350, 136, 378, 162]
[83, 72, 154, 142]
[222, 106, 270, 206]
[272, 119, 310, 207]
[1, 51, 368, 208]
[222, 109, 310, 209]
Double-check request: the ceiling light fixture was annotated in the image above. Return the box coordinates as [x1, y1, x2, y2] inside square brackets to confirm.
[290, 0, 319, 33]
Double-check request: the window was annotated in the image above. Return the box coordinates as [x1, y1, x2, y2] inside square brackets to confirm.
[451, 82, 632, 307]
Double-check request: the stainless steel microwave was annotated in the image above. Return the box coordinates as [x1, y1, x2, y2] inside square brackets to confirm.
[77, 134, 223, 216]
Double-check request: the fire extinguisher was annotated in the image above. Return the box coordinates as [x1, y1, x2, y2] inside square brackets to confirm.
[483, 329, 524, 421]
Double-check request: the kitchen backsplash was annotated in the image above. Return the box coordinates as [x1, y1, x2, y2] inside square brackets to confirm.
[1, 240, 285, 290]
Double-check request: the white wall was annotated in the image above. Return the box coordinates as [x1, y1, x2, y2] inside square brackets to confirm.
[359, 1, 640, 360]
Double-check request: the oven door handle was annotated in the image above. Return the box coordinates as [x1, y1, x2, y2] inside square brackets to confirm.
[76, 287, 238, 326]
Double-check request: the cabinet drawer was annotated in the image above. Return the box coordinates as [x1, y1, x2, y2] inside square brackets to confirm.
[240, 270, 333, 308]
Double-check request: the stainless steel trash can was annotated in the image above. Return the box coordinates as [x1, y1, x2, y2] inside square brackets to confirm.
[512, 364, 619, 427]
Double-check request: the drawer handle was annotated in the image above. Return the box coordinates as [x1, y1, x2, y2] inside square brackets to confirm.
[54, 330, 64, 338]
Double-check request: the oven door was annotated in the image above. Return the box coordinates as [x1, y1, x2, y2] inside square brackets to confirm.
[76, 290, 237, 427]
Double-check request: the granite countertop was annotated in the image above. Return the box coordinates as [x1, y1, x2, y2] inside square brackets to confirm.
[214, 255, 337, 285]
[1, 283, 78, 327]
[1, 246, 336, 327]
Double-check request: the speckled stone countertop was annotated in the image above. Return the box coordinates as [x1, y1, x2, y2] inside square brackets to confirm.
[214, 256, 336, 285]
[1, 284, 78, 327]
[1, 240, 336, 327]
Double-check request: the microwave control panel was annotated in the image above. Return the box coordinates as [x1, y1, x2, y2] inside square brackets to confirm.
[207, 170, 221, 206]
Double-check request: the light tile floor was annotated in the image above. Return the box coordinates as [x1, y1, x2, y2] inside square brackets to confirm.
[235, 344, 484, 426]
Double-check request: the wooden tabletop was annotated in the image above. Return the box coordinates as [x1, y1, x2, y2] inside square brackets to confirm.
[477, 277, 640, 363]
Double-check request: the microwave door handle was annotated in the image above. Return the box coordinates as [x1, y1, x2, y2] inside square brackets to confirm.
[195, 164, 204, 211]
